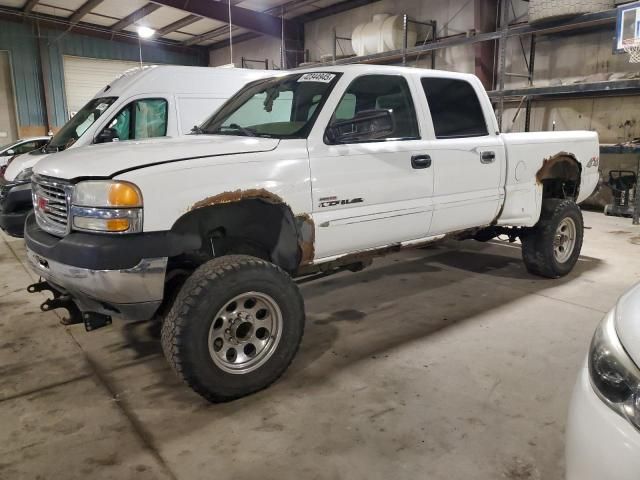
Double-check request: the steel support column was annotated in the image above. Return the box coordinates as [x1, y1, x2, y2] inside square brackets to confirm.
[474, 0, 498, 90]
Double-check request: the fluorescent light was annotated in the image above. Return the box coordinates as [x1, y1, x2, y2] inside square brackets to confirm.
[137, 26, 155, 39]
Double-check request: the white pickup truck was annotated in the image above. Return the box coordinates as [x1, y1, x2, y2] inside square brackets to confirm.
[24, 65, 599, 402]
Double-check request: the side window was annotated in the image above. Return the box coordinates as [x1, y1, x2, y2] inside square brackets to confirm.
[328, 75, 419, 142]
[109, 107, 131, 140]
[105, 98, 168, 141]
[13, 141, 39, 154]
[134, 98, 168, 138]
[421, 78, 488, 139]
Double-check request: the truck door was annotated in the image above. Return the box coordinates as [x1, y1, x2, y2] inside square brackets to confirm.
[418, 77, 505, 235]
[308, 74, 435, 261]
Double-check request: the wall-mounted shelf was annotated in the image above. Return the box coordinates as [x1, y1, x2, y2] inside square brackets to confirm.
[297, 8, 618, 69]
[488, 79, 640, 101]
[296, 5, 627, 132]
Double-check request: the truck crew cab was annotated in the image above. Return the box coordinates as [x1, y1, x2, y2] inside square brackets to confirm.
[24, 65, 599, 402]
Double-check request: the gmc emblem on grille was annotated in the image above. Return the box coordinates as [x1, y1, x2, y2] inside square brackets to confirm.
[37, 196, 48, 210]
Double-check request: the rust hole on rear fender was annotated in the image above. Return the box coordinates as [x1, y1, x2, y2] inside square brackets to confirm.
[535, 152, 580, 185]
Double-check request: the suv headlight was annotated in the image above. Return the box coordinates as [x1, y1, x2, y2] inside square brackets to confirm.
[589, 309, 640, 429]
[71, 181, 143, 233]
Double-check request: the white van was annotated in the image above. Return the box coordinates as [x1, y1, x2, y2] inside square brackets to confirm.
[3, 65, 270, 181]
[0, 65, 271, 237]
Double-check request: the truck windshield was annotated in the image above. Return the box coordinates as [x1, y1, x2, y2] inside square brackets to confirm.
[47, 97, 117, 152]
[200, 73, 340, 139]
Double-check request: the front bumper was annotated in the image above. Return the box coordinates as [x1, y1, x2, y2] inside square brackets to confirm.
[23, 213, 182, 321]
[0, 180, 31, 237]
[26, 247, 167, 320]
[565, 363, 640, 480]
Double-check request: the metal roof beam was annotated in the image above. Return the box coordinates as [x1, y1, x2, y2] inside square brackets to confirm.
[23, 0, 39, 14]
[190, 0, 320, 47]
[156, 13, 201, 36]
[69, 0, 104, 24]
[295, 0, 381, 23]
[150, 0, 302, 40]
[111, 2, 161, 31]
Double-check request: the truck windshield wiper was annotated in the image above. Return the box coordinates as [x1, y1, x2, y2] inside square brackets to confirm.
[190, 125, 205, 135]
[214, 123, 257, 137]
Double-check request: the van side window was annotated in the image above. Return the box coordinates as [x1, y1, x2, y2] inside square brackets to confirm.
[107, 98, 168, 141]
[420, 78, 488, 139]
[328, 75, 419, 142]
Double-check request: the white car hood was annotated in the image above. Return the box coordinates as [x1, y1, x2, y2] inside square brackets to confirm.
[4, 151, 51, 181]
[615, 281, 640, 368]
[34, 135, 280, 180]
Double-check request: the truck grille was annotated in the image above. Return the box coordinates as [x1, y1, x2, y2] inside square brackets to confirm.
[32, 175, 72, 236]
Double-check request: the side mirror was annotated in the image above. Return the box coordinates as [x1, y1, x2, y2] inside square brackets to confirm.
[95, 128, 118, 144]
[326, 109, 395, 144]
[5, 149, 14, 156]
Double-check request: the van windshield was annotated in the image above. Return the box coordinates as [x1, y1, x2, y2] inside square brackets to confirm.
[47, 97, 117, 152]
[199, 73, 340, 139]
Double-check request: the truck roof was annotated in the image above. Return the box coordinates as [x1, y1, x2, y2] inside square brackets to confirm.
[92, 65, 271, 100]
[294, 64, 479, 82]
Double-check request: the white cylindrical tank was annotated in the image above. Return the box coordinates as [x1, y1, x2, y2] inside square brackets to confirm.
[351, 14, 418, 56]
[362, 14, 390, 55]
[381, 15, 417, 52]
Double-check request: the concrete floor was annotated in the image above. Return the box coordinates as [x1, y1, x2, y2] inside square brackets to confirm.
[1, 210, 639, 480]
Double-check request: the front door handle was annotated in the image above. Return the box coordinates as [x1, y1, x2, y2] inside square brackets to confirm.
[481, 151, 496, 164]
[411, 154, 432, 169]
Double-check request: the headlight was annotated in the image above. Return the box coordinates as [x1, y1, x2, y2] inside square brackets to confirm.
[73, 180, 142, 208]
[71, 181, 143, 234]
[14, 167, 33, 182]
[589, 309, 640, 429]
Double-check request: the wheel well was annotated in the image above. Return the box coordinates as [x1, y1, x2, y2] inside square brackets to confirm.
[536, 153, 581, 200]
[169, 199, 305, 273]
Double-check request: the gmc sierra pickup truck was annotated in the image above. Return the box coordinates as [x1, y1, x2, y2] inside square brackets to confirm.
[24, 65, 599, 402]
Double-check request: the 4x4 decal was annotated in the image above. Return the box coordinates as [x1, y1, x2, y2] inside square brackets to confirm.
[318, 196, 364, 208]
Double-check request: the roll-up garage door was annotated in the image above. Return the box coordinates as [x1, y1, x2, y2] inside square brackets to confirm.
[62, 56, 146, 118]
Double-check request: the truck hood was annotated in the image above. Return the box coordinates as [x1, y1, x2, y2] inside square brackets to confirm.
[4, 149, 50, 181]
[34, 135, 280, 180]
[615, 281, 640, 368]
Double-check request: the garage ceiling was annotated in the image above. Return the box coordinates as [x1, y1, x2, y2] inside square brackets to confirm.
[0, 0, 370, 49]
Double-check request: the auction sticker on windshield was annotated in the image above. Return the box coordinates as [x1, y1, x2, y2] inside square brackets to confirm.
[298, 73, 336, 83]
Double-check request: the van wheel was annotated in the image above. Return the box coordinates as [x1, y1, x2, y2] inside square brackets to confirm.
[161, 255, 305, 402]
[521, 199, 583, 278]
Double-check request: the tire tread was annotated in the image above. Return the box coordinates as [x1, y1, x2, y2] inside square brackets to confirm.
[161, 255, 304, 403]
[521, 199, 584, 278]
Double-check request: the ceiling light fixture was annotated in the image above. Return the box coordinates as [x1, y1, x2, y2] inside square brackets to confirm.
[137, 26, 155, 39]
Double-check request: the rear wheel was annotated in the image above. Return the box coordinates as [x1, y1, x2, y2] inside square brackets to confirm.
[521, 199, 584, 278]
[161, 255, 305, 402]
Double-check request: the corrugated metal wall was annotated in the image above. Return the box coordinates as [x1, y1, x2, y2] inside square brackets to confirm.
[0, 21, 44, 136]
[0, 19, 208, 135]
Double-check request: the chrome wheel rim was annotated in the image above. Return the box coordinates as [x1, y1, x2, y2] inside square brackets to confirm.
[553, 217, 577, 263]
[208, 292, 283, 374]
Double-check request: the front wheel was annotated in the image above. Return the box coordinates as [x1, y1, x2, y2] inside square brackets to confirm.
[521, 199, 584, 278]
[161, 255, 305, 402]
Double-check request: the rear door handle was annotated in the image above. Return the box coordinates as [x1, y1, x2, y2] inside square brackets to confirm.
[411, 154, 432, 169]
[481, 151, 496, 164]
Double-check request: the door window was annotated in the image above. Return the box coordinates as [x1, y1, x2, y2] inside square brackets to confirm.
[105, 98, 168, 141]
[421, 78, 488, 139]
[12, 140, 43, 154]
[328, 75, 419, 142]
